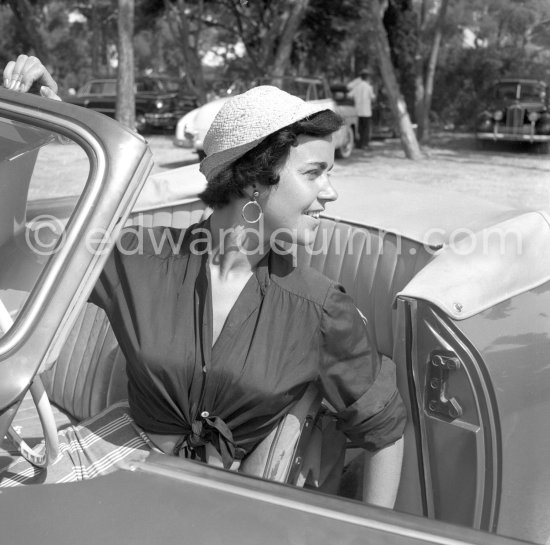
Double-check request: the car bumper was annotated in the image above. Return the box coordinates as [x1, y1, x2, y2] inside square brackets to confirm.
[476, 132, 550, 142]
[173, 137, 194, 148]
[145, 113, 178, 127]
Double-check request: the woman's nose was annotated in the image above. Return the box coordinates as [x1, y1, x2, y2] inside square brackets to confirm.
[319, 176, 338, 202]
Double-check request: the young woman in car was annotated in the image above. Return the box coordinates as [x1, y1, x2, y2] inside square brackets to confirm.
[1, 55, 405, 508]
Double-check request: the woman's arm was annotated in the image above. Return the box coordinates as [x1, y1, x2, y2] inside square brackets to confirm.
[362, 436, 404, 508]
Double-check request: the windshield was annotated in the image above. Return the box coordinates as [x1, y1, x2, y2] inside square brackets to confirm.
[495, 82, 546, 102]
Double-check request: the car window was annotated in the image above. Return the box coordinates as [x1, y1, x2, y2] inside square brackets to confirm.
[88, 81, 116, 95]
[163, 80, 180, 93]
[0, 115, 89, 339]
[495, 83, 520, 100]
[495, 82, 546, 102]
[316, 83, 326, 100]
[518, 82, 546, 101]
[136, 80, 157, 93]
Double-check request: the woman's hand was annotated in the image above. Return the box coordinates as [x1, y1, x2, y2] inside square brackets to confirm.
[3, 54, 61, 101]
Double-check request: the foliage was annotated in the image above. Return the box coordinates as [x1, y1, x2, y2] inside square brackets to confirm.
[3, 0, 550, 131]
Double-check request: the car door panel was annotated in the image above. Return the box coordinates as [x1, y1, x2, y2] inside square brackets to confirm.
[405, 299, 500, 533]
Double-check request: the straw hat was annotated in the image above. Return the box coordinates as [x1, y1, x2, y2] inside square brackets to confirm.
[199, 85, 330, 182]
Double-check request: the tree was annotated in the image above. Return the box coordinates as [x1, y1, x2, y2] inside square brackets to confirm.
[368, 0, 422, 160]
[116, 0, 135, 130]
[5, 0, 52, 65]
[383, 0, 417, 123]
[161, 0, 207, 104]
[270, 0, 310, 77]
[418, 0, 449, 141]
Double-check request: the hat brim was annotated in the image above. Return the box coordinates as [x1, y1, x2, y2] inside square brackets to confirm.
[200, 103, 333, 182]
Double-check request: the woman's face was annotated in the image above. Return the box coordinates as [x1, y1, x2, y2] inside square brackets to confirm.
[260, 134, 338, 246]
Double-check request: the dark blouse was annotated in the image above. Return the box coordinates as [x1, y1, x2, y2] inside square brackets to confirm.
[90, 221, 406, 468]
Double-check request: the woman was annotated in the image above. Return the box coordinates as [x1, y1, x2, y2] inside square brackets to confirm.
[2, 56, 405, 507]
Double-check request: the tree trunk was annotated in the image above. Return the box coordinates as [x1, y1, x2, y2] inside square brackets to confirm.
[116, 0, 136, 131]
[91, 5, 101, 77]
[420, 0, 449, 141]
[163, 0, 207, 104]
[368, 0, 422, 160]
[271, 0, 310, 77]
[414, 0, 427, 140]
[7, 0, 51, 66]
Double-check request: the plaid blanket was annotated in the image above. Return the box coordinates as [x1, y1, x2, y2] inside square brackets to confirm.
[0, 401, 153, 487]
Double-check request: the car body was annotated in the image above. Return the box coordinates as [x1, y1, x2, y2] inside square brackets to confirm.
[67, 76, 198, 132]
[174, 76, 357, 159]
[0, 87, 547, 545]
[475, 78, 550, 150]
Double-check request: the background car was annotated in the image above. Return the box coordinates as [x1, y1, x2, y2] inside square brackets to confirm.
[475, 78, 550, 152]
[174, 76, 357, 160]
[0, 87, 545, 545]
[67, 75, 198, 133]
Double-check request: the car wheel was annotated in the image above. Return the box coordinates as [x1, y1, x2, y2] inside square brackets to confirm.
[135, 113, 148, 134]
[335, 125, 354, 159]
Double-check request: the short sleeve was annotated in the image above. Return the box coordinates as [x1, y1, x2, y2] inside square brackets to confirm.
[318, 284, 406, 451]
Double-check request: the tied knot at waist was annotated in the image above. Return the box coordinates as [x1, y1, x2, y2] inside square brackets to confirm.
[172, 413, 245, 469]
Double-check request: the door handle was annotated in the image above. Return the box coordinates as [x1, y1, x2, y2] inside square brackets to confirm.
[426, 351, 463, 420]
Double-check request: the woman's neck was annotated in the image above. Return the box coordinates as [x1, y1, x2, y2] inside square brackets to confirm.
[208, 205, 269, 279]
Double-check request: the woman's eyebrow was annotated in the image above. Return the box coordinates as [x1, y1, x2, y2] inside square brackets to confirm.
[304, 161, 329, 169]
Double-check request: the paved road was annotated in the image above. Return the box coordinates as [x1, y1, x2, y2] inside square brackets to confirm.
[148, 133, 550, 212]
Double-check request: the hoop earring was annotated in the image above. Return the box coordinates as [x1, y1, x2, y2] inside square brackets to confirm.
[241, 190, 263, 224]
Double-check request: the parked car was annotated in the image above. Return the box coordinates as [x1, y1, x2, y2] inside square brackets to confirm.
[67, 75, 198, 133]
[0, 86, 547, 545]
[475, 78, 550, 151]
[175, 76, 357, 160]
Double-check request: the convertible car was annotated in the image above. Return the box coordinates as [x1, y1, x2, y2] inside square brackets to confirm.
[0, 87, 547, 545]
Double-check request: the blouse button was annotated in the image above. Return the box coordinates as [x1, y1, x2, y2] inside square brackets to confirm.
[201, 411, 210, 418]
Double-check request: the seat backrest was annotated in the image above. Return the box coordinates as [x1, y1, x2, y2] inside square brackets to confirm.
[296, 218, 432, 358]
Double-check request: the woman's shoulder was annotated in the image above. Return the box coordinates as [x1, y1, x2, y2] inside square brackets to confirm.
[116, 221, 206, 260]
[269, 251, 343, 306]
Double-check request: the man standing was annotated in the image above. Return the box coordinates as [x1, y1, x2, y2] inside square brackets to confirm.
[347, 69, 376, 150]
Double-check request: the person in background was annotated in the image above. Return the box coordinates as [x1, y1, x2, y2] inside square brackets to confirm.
[347, 68, 376, 150]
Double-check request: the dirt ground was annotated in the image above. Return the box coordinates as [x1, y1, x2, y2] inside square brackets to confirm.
[149, 132, 550, 211]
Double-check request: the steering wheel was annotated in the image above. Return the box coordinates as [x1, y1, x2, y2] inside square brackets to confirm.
[0, 297, 59, 468]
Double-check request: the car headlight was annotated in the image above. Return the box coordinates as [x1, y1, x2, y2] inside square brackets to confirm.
[528, 111, 540, 123]
[493, 110, 503, 121]
[155, 99, 164, 110]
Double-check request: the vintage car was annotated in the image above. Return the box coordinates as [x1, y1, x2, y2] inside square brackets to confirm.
[174, 76, 357, 159]
[475, 78, 550, 151]
[66, 75, 198, 132]
[0, 87, 547, 545]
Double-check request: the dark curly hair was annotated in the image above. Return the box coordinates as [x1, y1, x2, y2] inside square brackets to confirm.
[199, 109, 343, 209]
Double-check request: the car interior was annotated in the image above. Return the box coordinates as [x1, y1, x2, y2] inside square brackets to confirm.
[0, 136, 432, 511]
[0, 109, 464, 530]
